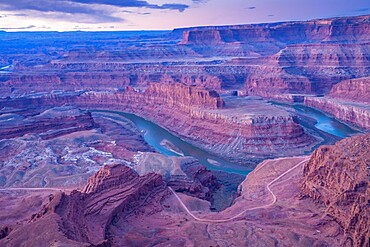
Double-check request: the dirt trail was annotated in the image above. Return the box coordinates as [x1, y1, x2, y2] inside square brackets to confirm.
[170, 157, 310, 223]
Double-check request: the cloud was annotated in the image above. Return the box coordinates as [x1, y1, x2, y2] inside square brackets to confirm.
[247, 6, 256, 10]
[356, 8, 369, 12]
[0, 0, 189, 24]
[159, 4, 188, 12]
[192, 0, 209, 3]
[67, 0, 188, 12]
[0, 0, 122, 22]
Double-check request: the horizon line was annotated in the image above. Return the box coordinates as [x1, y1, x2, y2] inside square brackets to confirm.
[1, 13, 368, 33]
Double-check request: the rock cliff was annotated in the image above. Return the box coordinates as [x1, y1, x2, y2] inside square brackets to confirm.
[304, 96, 370, 130]
[301, 75, 369, 131]
[139, 83, 225, 109]
[11, 164, 168, 246]
[301, 134, 370, 247]
[1, 15, 368, 100]
[330, 76, 370, 104]
[71, 87, 318, 165]
[178, 15, 370, 45]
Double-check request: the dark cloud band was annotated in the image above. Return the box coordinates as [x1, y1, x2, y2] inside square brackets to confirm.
[0, 0, 189, 13]
[0, 0, 189, 24]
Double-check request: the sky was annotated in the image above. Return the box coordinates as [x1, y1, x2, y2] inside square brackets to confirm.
[0, 0, 369, 31]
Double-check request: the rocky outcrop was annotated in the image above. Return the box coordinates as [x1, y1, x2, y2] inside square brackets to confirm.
[304, 96, 370, 130]
[2, 137, 369, 246]
[330, 76, 370, 103]
[21, 164, 168, 246]
[301, 134, 370, 247]
[132, 152, 219, 202]
[301, 76, 370, 131]
[175, 159, 220, 202]
[139, 83, 225, 109]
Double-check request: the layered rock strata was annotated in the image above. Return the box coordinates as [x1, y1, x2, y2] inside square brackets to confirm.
[79, 88, 318, 164]
[179, 15, 370, 44]
[1, 164, 168, 246]
[301, 134, 370, 247]
[1, 15, 369, 100]
[45, 85, 317, 165]
[329, 76, 370, 104]
[304, 96, 370, 130]
[0, 84, 319, 165]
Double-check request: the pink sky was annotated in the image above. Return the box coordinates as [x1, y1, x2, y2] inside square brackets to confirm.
[0, 0, 369, 31]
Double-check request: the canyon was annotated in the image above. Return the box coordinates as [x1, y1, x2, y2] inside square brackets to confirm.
[0, 83, 321, 166]
[0, 14, 369, 246]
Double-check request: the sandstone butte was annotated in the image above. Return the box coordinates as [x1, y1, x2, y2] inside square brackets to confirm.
[0, 134, 368, 246]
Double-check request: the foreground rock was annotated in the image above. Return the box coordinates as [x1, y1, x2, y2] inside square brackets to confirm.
[301, 134, 370, 247]
[1, 165, 168, 246]
[2, 135, 369, 246]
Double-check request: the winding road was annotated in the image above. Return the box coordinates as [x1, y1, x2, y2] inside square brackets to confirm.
[169, 157, 310, 223]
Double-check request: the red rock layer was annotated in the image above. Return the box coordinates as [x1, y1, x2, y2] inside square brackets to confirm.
[140, 83, 225, 109]
[2, 137, 369, 246]
[301, 134, 370, 247]
[304, 96, 370, 130]
[329, 76, 370, 104]
[0, 71, 222, 96]
[20, 164, 168, 246]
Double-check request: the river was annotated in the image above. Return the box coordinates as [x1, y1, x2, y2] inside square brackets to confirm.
[93, 104, 358, 176]
[94, 110, 252, 175]
[274, 103, 359, 138]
